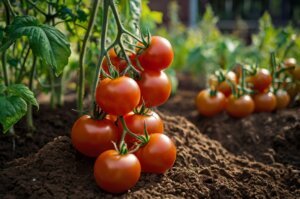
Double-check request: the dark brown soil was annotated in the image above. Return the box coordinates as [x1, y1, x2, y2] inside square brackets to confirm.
[0, 102, 78, 169]
[160, 74, 300, 168]
[1, 114, 299, 198]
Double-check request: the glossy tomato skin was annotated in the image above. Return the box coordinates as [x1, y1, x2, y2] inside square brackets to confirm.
[275, 90, 290, 109]
[195, 89, 226, 117]
[96, 76, 141, 115]
[137, 70, 171, 107]
[138, 36, 173, 71]
[135, 134, 176, 174]
[253, 92, 277, 112]
[94, 150, 141, 193]
[251, 69, 272, 92]
[217, 71, 238, 97]
[226, 95, 255, 118]
[71, 115, 119, 157]
[118, 111, 164, 145]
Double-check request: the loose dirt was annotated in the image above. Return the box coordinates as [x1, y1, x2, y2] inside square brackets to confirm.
[1, 114, 299, 198]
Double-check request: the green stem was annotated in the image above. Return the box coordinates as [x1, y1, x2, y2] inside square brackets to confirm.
[49, 68, 56, 109]
[27, 56, 37, 132]
[17, 46, 30, 83]
[4, 0, 16, 17]
[1, 52, 9, 86]
[55, 75, 63, 106]
[78, 0, 100, 115]
[25, 0, 48, 16]
[119, 116, 144, 142]
[92, 0, 110, 117]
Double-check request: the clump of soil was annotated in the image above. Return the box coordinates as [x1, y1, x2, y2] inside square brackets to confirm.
[1, 114, 299, 198]
[160, 74, 300, 168]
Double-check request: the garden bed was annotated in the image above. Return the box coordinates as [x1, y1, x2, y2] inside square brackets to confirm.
[0, 74, 300, 198]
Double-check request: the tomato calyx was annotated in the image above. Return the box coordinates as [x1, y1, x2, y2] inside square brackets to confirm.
[133, 103, 152, 116]
[92, 103, 107, 120]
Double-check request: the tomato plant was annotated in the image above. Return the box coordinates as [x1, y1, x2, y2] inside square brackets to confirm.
[95, 76, 141, 116]
[135, 133, 176, 174]
[137, 70, 171, 107]
[226, 95, 255, 118]
[118, 111, 164, 145]
[71, 115, 119, 157]
[94, 150, 141, 193]
[137, 36, 173, 71]
[195, 89, 226, 117]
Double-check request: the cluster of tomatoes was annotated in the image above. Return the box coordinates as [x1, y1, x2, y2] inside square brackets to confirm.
[196, 57, 300, 118]
[71, 36, 177, 193]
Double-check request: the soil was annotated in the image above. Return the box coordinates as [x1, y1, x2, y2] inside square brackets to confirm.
[1, 114, 299, 198]
[0, 73, 299, 198]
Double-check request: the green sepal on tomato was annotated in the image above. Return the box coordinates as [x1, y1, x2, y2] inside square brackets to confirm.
[71, 115, 119, 157]
[96, 76, 141, 116]
[135, 133, 176, 174]
[117, 111, 164, 146]
[94, 149, 141, 193]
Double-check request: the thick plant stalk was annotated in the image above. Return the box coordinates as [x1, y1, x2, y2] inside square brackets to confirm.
[77, 0, 100, 115]
[92, 0, 110, 117]
[27, 56, 37, 132]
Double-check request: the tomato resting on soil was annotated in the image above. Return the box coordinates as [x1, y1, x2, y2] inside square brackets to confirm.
[195, 89, 226, 117]
[118, 111, 164, 145]
[96, 76, 141, 115]
[94, 150, 141, 193]
[137, 36, 173, 71]
[226, 95, 255, 118]
[71, 115, 119, 157]
[253, 92, 277, 112]
[135, 133, 176, 174]
[137, 70, 171, 107]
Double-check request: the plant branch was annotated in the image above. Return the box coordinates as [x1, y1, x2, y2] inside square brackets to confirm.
[4, 0, 16, 17]
[78, 0, 100, 115]
[92, 0, 110, 117]
[25, 0, 48, 16]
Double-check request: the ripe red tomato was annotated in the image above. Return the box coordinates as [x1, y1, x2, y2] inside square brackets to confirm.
[105, 114, 118, 122]
[137, 70, 171, 107]
[94, 150, 141, 193]
[275, 89, 290, 109]
[135, 133, 176, 174]
[217, 71, 238, 97]
[137, 36, 173, 71]
[253, 92, 277, 112]
[118, 111, 164, 145]
[226, 95, 255, 118]
[250, 69, 272, 92]
[71, 115, 119, 157]
[96, 76, 141, 115]
[195, 89, 226, 117]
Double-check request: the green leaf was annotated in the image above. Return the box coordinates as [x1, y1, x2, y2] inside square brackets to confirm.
[2, 16, 71, 75]
[7, 84, 39, 108]
[0, 96, 27, 133]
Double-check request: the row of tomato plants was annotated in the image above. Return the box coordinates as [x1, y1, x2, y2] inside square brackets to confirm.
[196, 55, 300, 117]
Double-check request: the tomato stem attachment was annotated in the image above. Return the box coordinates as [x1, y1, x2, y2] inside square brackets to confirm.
[119, 116, 146, 143]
